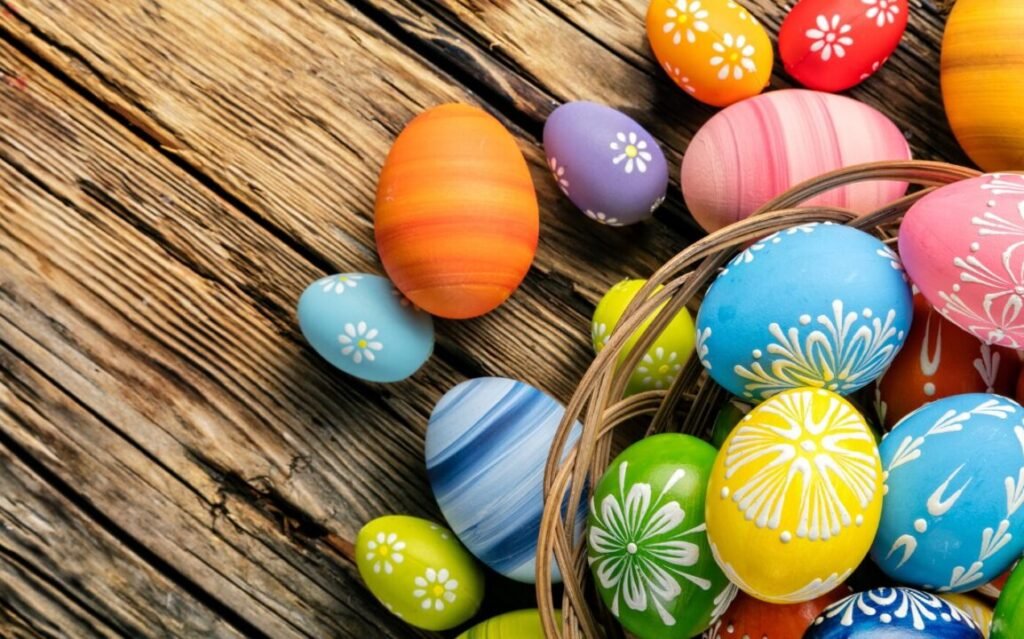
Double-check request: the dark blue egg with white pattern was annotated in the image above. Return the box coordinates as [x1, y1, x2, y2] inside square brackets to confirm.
[425, 377, 585, 583]
[804, 587, 983, 638]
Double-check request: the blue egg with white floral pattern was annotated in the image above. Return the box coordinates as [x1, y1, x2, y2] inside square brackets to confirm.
[805, 587, 983, 638]
[297, 273, 433, 383]
[871, 393, 1024, 593]
[695, 222, 912, 401]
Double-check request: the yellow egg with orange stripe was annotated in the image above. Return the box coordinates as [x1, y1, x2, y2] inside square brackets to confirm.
[646, 0, 772, 107]
[375, 104, 539, 319]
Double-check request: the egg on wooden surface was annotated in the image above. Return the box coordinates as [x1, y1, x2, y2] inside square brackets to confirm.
[681, 90, 911, 233]
[455, 609, 559, 638]
[356, 515, 484, 631]
[702, 589, 848, 639]
[940, 593, 994, 638]
[374, 103, 538, 319]
[591, 279, 696, 395]
[806, 588, 984, 638]
[779, 0, 907, 92]
[696, 222, 912, 401]
[900, 173, 1024, 349]
[588, 434, 734, 638]
[705, 388, 883, 604]
[646, 0, 772, 107]
[942, 0, 1024, 171]
[991, 561, 1024, 638]
[424, 377, 584, 584]
[871, 394, 1024, 592]
[297, 273, 433, 382]
[543, 102, 668, 226]
[875, 294, 1020, 430]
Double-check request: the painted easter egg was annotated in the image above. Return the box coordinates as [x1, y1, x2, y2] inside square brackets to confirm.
[705, 388, 883, 603]
[696, 222, 913, 401]
[871, 394, 1024, 592]
[710, 399, 752, 449]
[875, 294, 1020, 430]
[806, 588, 983, 638]
[646, 0, 772, 107]
[592, 279, 696, 395]
[900, 173, 1024, 349]
[543, 102, 668, 226]
[702, 589, 848, 639]
[455, 609, 559, 639]
[975, 566, 1013, 600]
[297, 273, 434, 382]
[941, 593, 994, 638]
[355, 515, 484, 631]
[681, 90, 911, 233]
[991, 561, 1024, 638]
[425, 377, 583, 583]
[779, 0, 907, 92]
[589, 434, 735, 638]
[942, 0, 1024, 171]
[374, 104, 538, 319]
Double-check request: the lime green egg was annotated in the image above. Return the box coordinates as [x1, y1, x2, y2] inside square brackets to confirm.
[456, 609, 561, 638]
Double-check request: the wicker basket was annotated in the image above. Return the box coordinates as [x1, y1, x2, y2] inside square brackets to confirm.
[535, 160, 983, 638]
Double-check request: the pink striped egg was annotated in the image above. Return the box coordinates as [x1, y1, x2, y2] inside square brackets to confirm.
[681, 89, 911, 233]
[900, 173, 1024, 348]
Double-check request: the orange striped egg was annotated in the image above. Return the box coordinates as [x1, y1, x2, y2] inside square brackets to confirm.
[375, 104, 539, 319]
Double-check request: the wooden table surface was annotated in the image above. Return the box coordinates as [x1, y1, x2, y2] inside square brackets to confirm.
[0, 0, 968, 637]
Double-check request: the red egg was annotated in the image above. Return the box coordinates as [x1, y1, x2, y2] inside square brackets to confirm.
[779, 0, 907, 92]
[876, 294, 1020, 429]
[704, 589, 848, 639]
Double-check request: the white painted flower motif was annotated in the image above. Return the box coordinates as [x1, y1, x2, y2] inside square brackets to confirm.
[859, 59, 883, 81]
[636, 347, 682, 390]
[365, 531, 406, 575]
[586, 210, 623, 226]
[862, 0, 900, 27]
[806, 14, 854, 61]
[816, 588, 971, 631]
[662, 62, 697, 94]
[663, 0, 710, 45]
[696, 327, 712, 370]
[549, 156, 570, 194]
[592, 321, 609, 349]
[338, 321, 383, 364]
[610, 132, 653, 175]
[412, 567, 458, 611]
[726, 0, 755, 22]
[588, 462, 710, 626]
[320, 274, 362, 294]
[710, 33, 757, 81]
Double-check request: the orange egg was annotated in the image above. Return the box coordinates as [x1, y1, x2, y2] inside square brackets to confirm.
[375, 104, 539, 319]
[646, 0, 772, 107]
[941, 0, 1024, 170]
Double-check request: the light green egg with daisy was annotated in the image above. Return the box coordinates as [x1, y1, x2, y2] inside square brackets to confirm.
[356, 515, 484, 631]
[591, 278, 696, 395]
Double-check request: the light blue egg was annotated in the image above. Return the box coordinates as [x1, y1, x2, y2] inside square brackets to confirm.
[425, 377, 584, 584]
[297, 273, 433, 383]
[695, 222, 912, 401]
[806, 587, 983, 638]
[872, 393, 1024, 593]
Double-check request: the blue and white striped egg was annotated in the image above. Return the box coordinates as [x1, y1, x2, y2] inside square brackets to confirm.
[425, 377, 584, 583]
[806, 587, 983, 638]
[297, 273, 434, 382]
[695, 222, 912, 401]
[871, 393, 1024, 592]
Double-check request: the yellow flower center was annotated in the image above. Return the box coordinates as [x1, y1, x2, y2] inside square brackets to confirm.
[676, 13, 689, 24]
[378, 545, 389, 556]
[730, 51, 740, 62]
[432, 585, 445, 597]
[357, 339, 368, 348]
[659, 364, 670, 375]
[625, 144, 638, 158]
[339, 276, 349, 282]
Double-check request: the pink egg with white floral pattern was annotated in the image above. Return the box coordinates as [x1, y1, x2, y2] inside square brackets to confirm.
[900, 173, 1024, 348]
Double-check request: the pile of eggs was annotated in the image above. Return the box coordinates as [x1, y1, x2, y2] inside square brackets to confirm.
[287, 0, 1024, 636]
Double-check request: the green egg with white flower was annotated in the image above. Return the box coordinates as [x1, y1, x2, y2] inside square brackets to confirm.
[588, 434, 734, 639]
[356, 515, 484, 631]
[591, 279, 696, 395]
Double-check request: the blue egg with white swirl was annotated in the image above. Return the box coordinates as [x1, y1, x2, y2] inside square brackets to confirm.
[425, 377, 584, 583]
[297, 273, 434, 383]
[871, 393, 1024, 593]
[805, 587, 983, 638]
[696, 222, 912, 401]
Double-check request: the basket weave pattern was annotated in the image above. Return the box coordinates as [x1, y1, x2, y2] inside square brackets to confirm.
[535, 160, 983, 638]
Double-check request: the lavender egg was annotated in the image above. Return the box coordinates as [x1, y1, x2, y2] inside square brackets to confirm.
[543, 101, 668, 227]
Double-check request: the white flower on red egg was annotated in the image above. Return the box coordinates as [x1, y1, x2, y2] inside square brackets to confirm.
[806, 14, 854, 62]
[863, 0, 900, 27]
